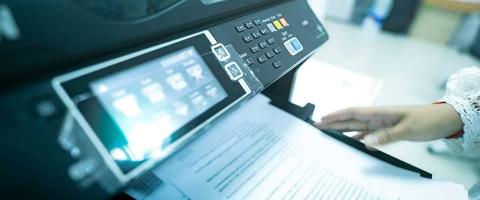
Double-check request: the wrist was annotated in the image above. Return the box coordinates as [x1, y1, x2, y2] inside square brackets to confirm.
[433, 102, 464, 139]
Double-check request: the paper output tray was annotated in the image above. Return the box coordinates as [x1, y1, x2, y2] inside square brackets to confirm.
[267, 95, 433, 179]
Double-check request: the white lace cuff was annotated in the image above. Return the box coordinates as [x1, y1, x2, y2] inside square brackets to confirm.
[440, 67, 480, 159]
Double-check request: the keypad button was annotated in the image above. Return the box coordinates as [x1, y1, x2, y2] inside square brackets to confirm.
[257, 55, 267, 63]
[254, 19, 262, 26]
[284, 37, 304, 55]
[267, 23, 276, 32]
[260, 28, 269, 35]
[259, 41, 268, 49]
[243, 35, 253, 43]
[291, 39, 303, 50]
[250, 45, 261, 53]
[273, 46, 282, 54]
[279, 18, 289, 27]
[252, 31, 261, 39]
[245, 57, 254, 66]
[235, 25, 246, 32]
[273, 61, 282, 69]
[266, 51, 275, 59]
[267, 37, 276, 45]
[245, 21, 255, 29]
[273, 20, 283, 30]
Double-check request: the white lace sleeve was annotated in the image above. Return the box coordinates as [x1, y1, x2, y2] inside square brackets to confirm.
[441, 67, 480, 159]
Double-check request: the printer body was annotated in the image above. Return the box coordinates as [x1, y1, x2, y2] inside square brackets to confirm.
[0, 0, 328, 199]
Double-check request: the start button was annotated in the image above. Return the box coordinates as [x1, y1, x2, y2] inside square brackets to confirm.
[284, 37, 303, 56]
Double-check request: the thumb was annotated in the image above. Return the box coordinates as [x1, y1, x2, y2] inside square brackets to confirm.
[362, 125, 406, 146]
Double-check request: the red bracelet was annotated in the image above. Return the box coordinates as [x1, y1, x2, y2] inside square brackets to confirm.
[433, 101, 464, 139]
[446, 130, 465, 139]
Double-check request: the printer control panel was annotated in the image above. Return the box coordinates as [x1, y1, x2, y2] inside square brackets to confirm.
[0, 1, 328, 199]
[211, 0, 328, 87]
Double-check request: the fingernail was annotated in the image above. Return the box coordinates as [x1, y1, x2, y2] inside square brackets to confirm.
[363, 135, 379, 146]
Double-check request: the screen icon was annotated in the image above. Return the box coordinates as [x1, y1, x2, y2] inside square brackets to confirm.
[182, 49, 194, 58]
[141, 83, 166, 104]
[191, 94, 207, 108]
[173, 101, 189, 116]
[113, 94, 142, 118]
[186, 64, 205, 81]
[206, 86, 218, 98]
[166, 73, 188, 91]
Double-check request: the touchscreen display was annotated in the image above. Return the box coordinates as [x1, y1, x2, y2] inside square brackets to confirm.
[89, 47, 228, 162]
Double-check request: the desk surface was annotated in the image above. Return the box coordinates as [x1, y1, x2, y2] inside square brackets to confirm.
[310, 20, 478, 106]
[425, 0, 480, 12]
[292, 20, 479, 189]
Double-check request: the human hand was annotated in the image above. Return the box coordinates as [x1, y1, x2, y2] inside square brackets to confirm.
[315, 104, 463, 146]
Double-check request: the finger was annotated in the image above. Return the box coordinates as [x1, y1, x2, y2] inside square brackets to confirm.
[321, 108, 358, 123]
[321, 107, 379, 124]
[351, 132, 378, 151]
[364, 144, 379, 152]
[362, 125, 405, 146]
[315, 121, 369, 132]
[351, 131, 368, 140]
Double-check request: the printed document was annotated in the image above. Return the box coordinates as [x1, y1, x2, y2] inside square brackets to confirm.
[135, 95, 467, 200]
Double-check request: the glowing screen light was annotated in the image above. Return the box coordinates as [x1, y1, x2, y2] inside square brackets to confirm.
[90, 47, 228, 165]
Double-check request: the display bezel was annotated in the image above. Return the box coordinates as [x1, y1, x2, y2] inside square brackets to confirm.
[53, 31, 249, 182]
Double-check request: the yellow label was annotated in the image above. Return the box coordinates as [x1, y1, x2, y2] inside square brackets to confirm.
[273, 20, 283, 30]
